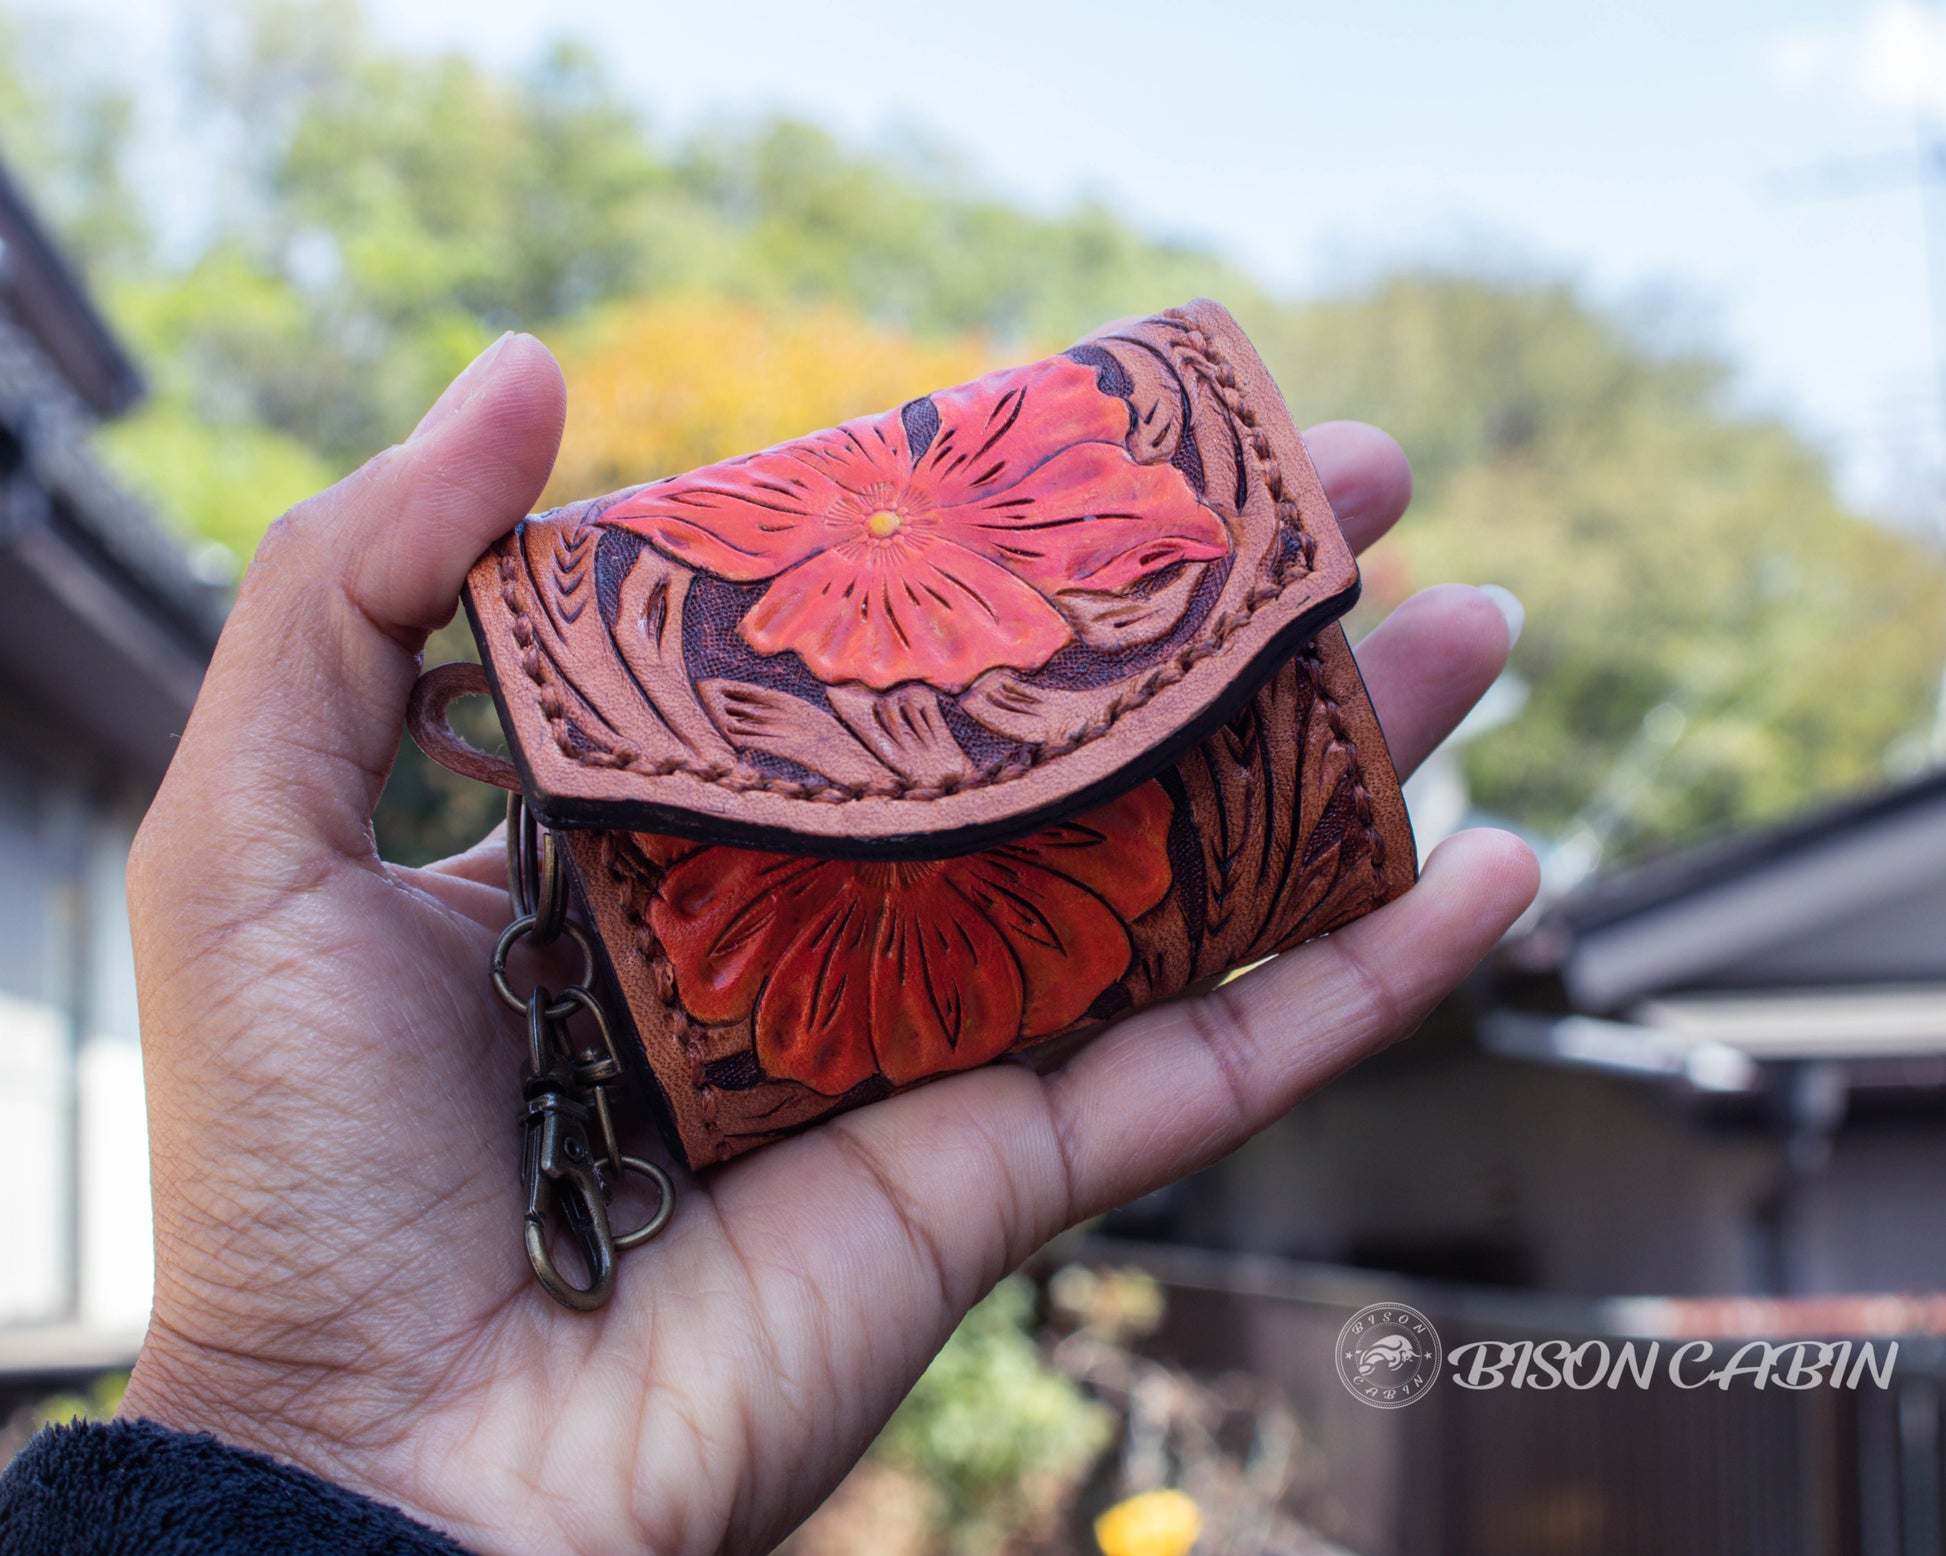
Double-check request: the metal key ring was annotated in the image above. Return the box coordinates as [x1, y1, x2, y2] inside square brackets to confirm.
[490, 915, 596, 1019]
[505, 794, 570, 943]
[609, 1155, 677, 1250]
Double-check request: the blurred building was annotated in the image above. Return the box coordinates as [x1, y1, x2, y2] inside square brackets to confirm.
[0, 161, 223, 1379]
[1125, 770, 1946, 1298]
[1098, 775, 1946, 1554]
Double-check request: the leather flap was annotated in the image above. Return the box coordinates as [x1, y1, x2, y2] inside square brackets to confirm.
[456, 300, 1361, 858]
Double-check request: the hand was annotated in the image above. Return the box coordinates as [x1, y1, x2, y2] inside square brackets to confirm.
[117, 332, 1538, 1554]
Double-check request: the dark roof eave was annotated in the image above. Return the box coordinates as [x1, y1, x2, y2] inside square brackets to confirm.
[1548, 769, 1946, 938]
[0, 162, 143, 417]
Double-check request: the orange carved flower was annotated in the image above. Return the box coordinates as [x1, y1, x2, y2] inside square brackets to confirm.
[601, 355, 1229, 692]
[642, 782, 1174, 1095]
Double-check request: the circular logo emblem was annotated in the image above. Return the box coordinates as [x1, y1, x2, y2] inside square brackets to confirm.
[1336, 1303, 1442, 1409]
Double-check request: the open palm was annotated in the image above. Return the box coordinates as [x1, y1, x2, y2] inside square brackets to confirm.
[118, 334, 1537, 1555]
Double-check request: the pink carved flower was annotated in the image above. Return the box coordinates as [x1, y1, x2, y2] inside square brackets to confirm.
[601, 355, 1229, 692]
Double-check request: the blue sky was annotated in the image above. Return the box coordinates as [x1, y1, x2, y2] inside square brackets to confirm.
[52, 0, 1946, 521]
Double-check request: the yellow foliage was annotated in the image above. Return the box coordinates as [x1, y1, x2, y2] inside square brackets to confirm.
[1094, 1488, 1203, 1556]
[544, 295, 1000, 505]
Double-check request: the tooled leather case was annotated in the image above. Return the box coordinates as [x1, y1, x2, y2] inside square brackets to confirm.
[425, 300, 1416, 1168]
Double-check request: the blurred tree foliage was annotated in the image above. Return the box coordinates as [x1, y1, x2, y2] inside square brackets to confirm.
[1260, 279, 1946, 848]
[874, 1277, 1113, 1555]
[0, 0, 1938, 864]
[545, 296, 998, 503]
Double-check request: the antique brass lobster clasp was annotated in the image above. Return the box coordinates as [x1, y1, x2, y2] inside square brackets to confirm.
[520, 1068, 617, 1312]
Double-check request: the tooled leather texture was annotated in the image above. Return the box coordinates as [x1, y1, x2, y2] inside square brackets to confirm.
[425, 298, 1417, 1167]
[559, 629, 1413, 1166]
[465, 299, 1367, 857]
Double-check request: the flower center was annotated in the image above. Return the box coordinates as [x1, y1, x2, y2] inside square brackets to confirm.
[864, 509, 904, 539]
[856, 858, 945, 892]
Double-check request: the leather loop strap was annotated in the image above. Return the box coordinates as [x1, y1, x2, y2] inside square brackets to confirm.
[407, 661, 520, 791]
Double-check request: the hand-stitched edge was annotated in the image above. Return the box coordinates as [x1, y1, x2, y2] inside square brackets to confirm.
[595, 831, 724, 1153]
[501, 313, 1357, 811]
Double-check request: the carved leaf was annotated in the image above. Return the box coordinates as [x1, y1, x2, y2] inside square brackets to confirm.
[1086, 334, 1190, 471]
[1173, 657, 1320, 979]
[1266, 722, 1378, 951]
[825, 682, 973, 788]
[1166, 650, 1387, 980]
[957, 670, 1104, 746]
[1120, 886, 1194, 1013]
[1254, 707, 1353, 949]
[1053, 562, 1207, 652]
[697, 680, 897, 789]
[1183, 695, 1283, 979]
[609, 547, 738, 763]
[540, 512, 598, 629]
[1102, 320, 1288, 599]
[1174, 344, 1246, 522]
[509, 515, 635, 749]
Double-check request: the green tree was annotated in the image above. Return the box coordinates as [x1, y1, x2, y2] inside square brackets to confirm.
[668, 116, 1263, 343]
[92, 1, 1256, 470]
[1267, 273, 1946, 851]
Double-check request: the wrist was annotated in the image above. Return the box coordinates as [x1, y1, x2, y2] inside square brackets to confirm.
[117, 1319, 458, 1546]
[5, 1416, 473, 1555]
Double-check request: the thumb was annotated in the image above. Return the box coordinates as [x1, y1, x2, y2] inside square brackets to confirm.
[146, 331, 566, 871]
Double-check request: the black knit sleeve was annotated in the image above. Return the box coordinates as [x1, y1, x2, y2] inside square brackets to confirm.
[0, 1418, 475, 1555]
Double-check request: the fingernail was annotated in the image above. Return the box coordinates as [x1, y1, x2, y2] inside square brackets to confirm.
[1478, 584, 1524, 651]
[410, 331, 515, 442]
